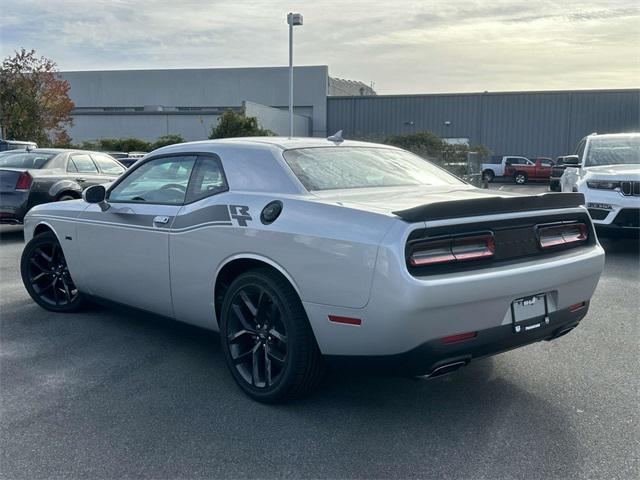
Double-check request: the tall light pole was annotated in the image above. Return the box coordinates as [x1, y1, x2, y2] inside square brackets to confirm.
[287, 12, 303, 138]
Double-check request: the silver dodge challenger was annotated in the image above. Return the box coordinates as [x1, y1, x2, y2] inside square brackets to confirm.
[21, 137, 605, 402]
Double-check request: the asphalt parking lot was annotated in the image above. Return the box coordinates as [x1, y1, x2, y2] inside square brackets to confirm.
[1, 184, 638, 479]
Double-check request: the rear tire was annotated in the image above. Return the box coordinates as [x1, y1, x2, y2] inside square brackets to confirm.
[482, 170, 495, 183]
[220, 268, 324, 403]
[57, 193, 78, 201]
[20, 231, 85, 312]
[513, 172, 528, 184]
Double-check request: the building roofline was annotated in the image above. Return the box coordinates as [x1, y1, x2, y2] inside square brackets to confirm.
[60, 65, 329, 75]
[330, 87, 640, 99]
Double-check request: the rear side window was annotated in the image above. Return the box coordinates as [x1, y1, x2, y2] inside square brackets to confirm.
[185, 156, 228, 203]
[70, 154, 98, 173]
[92, 154, 125, 175]
[0, 152, 54, 168]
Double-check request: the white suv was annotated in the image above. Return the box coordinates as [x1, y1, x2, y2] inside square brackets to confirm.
[561, 133, 640, 232]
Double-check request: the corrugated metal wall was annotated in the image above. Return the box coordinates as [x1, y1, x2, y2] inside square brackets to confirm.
[327, 89, 640, 158]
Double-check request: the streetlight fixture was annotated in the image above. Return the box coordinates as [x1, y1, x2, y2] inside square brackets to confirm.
[287, 12, 303, 138]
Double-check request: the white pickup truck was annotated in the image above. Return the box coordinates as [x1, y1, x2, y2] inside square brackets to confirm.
[481, 156, 532, 182]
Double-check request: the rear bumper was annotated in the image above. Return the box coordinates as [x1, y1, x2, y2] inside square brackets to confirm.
[305, 241, 604, 357]
[0, 192, 29, 223]
[325, 303, 588, 376]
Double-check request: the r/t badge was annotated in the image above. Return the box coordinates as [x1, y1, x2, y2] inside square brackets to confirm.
[229, 205, 252, 226]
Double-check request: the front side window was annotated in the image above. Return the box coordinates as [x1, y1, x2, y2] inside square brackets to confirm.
[70, 154, 98, 173]
[584, 136, 640, 167]
[575, 140, 586, 160]
[185, 156, 228, 203]
[108, 156, 196, 204]
[282, 147, 463, 191]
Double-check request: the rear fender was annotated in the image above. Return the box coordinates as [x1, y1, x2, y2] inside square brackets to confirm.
[48, 180, 82, 198]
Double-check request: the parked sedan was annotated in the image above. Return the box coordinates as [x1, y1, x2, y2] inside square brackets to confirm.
[0, 149, 125, 224]
[20, 137, 604, 402]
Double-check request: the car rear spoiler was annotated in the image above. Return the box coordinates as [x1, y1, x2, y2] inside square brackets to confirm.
[392, 192, 585, 222]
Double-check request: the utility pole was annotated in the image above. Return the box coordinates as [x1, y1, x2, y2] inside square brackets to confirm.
[287, 12, 303, 138]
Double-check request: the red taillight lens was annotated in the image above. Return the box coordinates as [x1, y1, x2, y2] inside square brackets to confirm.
[570, 302, 586, 312]
[537, 223, 588, 249]
[441, 331, 477, 344]
[15, 171, 33, 190]
[409, 233, 495, 267]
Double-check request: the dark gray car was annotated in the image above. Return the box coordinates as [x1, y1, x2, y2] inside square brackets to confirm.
[0, 149, 125, 224]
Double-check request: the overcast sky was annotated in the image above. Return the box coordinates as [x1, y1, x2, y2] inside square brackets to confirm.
[1, 0, 638, 94]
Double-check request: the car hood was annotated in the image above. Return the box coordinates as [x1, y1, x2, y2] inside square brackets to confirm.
[584, 164, 640, 179]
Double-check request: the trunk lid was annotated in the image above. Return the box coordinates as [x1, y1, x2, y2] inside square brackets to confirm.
[0, 168, 29, 193]
[312, 185, 584, 221]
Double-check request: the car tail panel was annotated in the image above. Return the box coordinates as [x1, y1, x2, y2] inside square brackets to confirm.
[405, 211, 595, 276]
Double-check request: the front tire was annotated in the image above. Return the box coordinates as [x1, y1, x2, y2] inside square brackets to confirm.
[20, 231, 85, 312]
[220, 268, 324, 402]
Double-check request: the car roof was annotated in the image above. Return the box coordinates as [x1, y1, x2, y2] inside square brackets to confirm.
[588, 133, 640, 139]
[18, 148, 117, 155]
[175, 137, 402, 151]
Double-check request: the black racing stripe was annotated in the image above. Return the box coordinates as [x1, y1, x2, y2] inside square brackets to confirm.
[172, 204, 231, 229]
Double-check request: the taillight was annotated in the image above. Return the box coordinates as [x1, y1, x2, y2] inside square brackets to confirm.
[537, 222, 588, 249]
[409, 233, 495, 267]
[15, 171, 33, 190]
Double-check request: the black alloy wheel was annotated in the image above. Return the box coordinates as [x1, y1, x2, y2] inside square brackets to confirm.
[226, 283, 288, 387]
[220, 268, 324, 402]
[21, 231, 85, 312]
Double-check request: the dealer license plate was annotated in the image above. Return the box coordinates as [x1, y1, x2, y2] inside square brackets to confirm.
[511, 293, 549, 333]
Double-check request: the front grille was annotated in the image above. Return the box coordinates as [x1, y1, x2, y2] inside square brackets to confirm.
[406, 212, 594, 276]
[613, 209, 640, 228]
[588, 208, 609, 220]
[620, 181, 640, 196]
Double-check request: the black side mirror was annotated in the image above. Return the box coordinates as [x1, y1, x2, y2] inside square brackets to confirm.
[82, 185, 110, 211]
[563, 155, 580, 166]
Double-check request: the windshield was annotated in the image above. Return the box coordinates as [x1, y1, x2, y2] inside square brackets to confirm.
[282, 147, 463, 191]
[585, 136, 640, 167]
[0, 152, 55, 169]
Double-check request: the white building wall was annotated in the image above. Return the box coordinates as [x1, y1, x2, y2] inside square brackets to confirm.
[62, 66, 329, 142]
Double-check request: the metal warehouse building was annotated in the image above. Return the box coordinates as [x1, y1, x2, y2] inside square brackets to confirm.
[61, 66, 374, 142]
[61, 65, 639, 159]
[327, 89, 640, 158]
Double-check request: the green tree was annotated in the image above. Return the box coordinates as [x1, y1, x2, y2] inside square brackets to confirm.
[95, 137, 152, 152]
[152, 134, 185, 150]
[384, 131, 447, 159]
[209, 109, 274, 139]
[0, 48, 74, 145]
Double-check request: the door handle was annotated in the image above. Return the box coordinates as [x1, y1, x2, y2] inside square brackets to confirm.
[153, 215, 170, 225]
[77, 178, 86, 182]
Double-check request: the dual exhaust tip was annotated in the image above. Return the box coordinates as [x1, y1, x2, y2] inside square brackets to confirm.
[420, 324, 578, 380]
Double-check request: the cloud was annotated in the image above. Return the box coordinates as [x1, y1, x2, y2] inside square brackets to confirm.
[1, 0, 638, 93]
